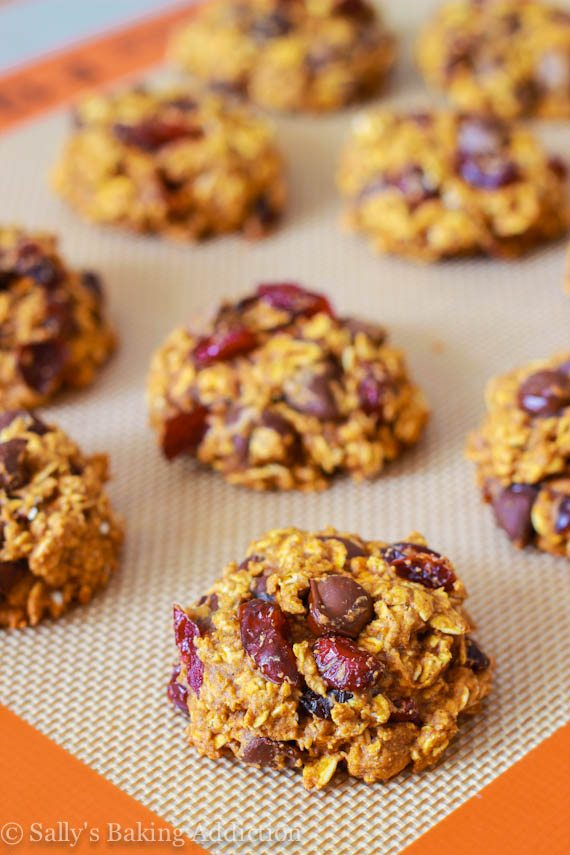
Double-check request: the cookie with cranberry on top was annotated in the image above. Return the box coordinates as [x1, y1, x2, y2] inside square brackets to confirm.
[147, 283, 428, 491]
[168, 527, 492, 790]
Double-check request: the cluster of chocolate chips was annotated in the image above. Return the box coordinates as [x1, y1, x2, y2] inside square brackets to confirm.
[492, 366, 570, 547]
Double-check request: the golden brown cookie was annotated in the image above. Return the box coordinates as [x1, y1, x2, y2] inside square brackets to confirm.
[0, 411, 123, 628]
[418, 0, 570, 120]
[0, 227, 115, 409]
[52, 86, 285, 240]
[337, 109, 568, 262]
[168, 527, 493, 790]
[466, 353, 570, 555]
[147, 283, 428, 491]
[169, 0, 396, 113]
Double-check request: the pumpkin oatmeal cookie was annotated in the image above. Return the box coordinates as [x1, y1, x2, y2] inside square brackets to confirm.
[0, 411, 123, 628]
[147, 283, 428, 491]
[466, 353, 570, 555]
[337, 109, 567, 262]
[169, 0, 396, 114]
[0, 227, 115, 409]
[52, 86, 285, 240]
[168, 527, 493, 790]
[417, 0, 570, 120]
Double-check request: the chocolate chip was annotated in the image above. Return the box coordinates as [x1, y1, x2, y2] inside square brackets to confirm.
[0, 559, 28, 596]
[17, 339, 67, 394]
[299, 688, 332, 719]
[317, 535, 369, 562]
[517, 370, 570, 417]
[457, 116, 506, 157]
[492, 484, 538, 546]
[555, 496, 570, 534]
[241, 737, 300, 768]
[284, 363, 341, 421]
[250, 572, 274, 601]
[465, 637, 490, 672]
[81, 271, 104, 302]
[330, 689, 353, 703]
[343, 317, 386, 345]
[389, 698, 422, 726]
[0, 411, 49, 435]
[308, 575, 373, 638]
[459, 153, 520, 190]
[0, 438, 28, 490]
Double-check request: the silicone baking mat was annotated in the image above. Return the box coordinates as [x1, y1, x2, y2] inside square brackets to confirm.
[1, 2, 570, 853]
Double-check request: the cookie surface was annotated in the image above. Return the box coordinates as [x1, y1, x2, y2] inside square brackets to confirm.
[147, 283, 428, 491]
[0, 411, 123, 628]
[169, 527, 492, 790]
[0, 227, 115, 409]
[337, 110, 567, 262]
[169, 0, 396, 113]
[417, 0, 570, 120]
[466, 353, 570, 555]
[52, 87, 285, 240]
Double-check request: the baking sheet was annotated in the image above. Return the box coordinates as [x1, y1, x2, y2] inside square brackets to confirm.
[1, 2, 570, 852]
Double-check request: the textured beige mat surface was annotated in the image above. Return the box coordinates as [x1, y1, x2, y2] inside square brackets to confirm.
[1, 3, 570, 853]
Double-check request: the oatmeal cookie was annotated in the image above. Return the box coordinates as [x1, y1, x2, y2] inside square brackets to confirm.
[168, 527, 493, 790]
[169, 0, 396, 113]
[466, 353, 570, 555]
[0, 411, 123, 628]
[0, 227, 115, 409]
[417, 0, 570, 120]
[147, 283, 428, 491]
[337, 109, 567, 262]
[52, 86, 285, 240]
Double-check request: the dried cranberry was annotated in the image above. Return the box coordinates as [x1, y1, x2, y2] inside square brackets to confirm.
[299, 688, 332, 719]
[193, 326, 257, 366]
[555, 496, 570, 534]
[161, 407, 209, 460]
[0, 438, 28, 490]
[113, 117, 203, 151]
[173, 605, 203, 695]
[250, 573, 274, 602]
[308, 575, 373, 638]
[459, 154, 520, 190]
[167, 663, 189, 715]
[317, 535, 369, 562]
[239, 599, 301, 686]
[465, 637, 490, 672]
[382, 542, 456, 592]
[256, 283, 334, 318]
[313, 636, 383, 691]
[517, 370, 570, 417]
[492, 484, 538, 546]
[17, 339, 67, 394]
[389, 698, 422, 726]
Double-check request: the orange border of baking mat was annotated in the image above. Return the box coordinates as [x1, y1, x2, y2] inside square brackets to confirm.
[402, 721, 570, 855]
[0, 1, 198, 133]
[0, 5, 569, 853]
[0, 705, 208, 853]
